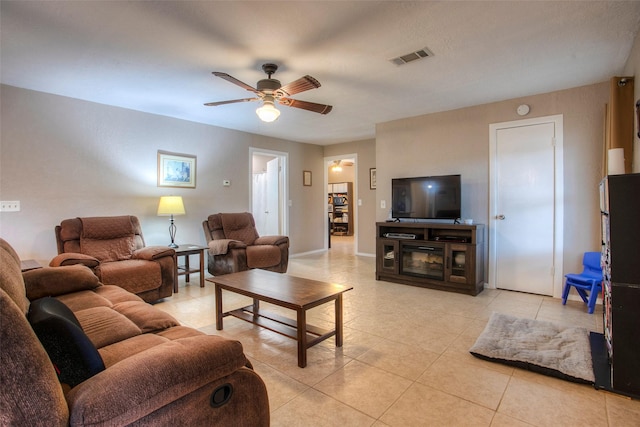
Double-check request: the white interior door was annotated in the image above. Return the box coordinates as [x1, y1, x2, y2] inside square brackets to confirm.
[264, 157, 280, 235]
[490, 116, 563, 296]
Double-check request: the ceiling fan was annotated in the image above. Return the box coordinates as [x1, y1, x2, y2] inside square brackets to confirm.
[204, 63, 333, 122]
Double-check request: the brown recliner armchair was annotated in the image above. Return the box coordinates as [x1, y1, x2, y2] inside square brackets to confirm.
[202, 212, 289, 276]
[52, 215, 175, 302]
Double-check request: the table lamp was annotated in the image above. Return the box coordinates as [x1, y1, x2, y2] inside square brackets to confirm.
[157, 196, 185, 248]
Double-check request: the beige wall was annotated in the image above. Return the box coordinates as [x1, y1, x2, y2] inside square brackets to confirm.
[376, 82, 610, 285]
[323, 139, 376, 255]
[0, 85, 326, 263]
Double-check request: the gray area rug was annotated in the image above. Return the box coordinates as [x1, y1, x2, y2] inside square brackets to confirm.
[469, 312, 595, 384]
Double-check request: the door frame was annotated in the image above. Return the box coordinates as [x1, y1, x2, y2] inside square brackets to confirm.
[324, 153, 358, 253]
[488, 114, 564, 297]
[249, 147, 289, 236]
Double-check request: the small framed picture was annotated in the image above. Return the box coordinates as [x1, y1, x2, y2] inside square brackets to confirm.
[370, 168, 377, 190]
[303, 170, 312, 186]
[158, 150, 196, 188]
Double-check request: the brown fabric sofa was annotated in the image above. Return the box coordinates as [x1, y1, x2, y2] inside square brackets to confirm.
[202, 212, 289, 276]
[0, 238, 269, 426]
[52, 215, 175, 302]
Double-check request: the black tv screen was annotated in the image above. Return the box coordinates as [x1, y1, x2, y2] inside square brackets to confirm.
[392, 175, 461, 220]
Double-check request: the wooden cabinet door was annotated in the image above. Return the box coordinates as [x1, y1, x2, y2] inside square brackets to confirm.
[446, 244, 472, 284]
[377, 239, 399, 275]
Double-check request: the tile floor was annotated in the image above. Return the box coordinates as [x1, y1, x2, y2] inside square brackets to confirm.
[155, 236, 640, 426]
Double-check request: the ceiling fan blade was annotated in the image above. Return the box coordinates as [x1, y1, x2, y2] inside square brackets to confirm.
[277, 75, 321, 96]
[204, 98, 259, 107]
[212, 72, 260, 94]
[279, 98, 333, 115]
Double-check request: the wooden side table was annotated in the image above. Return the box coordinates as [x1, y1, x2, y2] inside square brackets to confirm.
[173, 244, 207, 293]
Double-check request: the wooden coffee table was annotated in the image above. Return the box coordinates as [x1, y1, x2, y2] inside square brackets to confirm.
[207, 269, 352, 368]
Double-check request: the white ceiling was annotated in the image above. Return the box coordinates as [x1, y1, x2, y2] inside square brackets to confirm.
[2, 1, 639, 145]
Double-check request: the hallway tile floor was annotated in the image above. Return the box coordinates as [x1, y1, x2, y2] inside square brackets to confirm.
[155, 236, 640, 426]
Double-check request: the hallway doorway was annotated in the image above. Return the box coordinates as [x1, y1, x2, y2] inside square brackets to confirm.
[250, 148, 288, 236]
[325, 154, 357, 253]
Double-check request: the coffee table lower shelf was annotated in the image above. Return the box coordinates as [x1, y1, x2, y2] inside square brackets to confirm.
[227, 305, 336, 348]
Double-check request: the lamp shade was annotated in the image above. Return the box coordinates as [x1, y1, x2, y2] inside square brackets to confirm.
[256, 97, 281, 123]
[157, 196, 185, 216]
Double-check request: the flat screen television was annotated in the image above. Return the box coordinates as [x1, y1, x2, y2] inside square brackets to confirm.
[392, 174, 461, 220]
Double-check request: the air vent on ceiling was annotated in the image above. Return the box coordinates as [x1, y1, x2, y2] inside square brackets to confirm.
[390, 47, 433, 66]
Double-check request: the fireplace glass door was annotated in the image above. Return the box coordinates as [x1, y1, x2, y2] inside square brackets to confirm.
[401, 244, 444, 280]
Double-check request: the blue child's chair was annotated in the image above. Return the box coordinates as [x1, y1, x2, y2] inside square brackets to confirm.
[562, 251, 603, 314]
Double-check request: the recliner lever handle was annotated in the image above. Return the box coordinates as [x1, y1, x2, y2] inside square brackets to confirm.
[210, 383, 234, 408]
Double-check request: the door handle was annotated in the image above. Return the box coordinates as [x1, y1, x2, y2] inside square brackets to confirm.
[496, 214, 506, 220]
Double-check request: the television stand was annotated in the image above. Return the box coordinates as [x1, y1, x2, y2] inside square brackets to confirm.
[376, 222, 484, 296]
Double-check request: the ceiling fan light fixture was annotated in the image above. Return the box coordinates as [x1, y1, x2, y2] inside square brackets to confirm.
[256, 98, 280, 122]
[207, 64, 331, 118]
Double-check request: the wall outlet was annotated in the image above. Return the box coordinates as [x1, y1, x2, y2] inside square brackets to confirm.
[380, 200, 386, 209]
[0, 201, 20, 212]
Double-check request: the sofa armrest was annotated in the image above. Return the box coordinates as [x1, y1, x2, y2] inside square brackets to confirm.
[23, 265, 101, 300]
[66, 335, 247, 426]
[132, 246, 175, 261]
[255, 235, 289, 246]
[208, 239, 246, 256]
[227, 240, 247, 249]
[49, 253, 100, 269]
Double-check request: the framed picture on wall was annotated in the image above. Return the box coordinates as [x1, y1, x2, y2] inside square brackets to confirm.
[370, 168, 377, 190]
[303, 170, 312, 186]
[157, 150, 196, 188]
